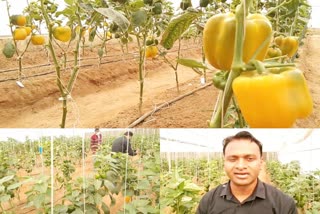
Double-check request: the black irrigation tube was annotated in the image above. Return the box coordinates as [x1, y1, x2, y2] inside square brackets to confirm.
[0, 51, 132, 74]
[0, 46, 200, 74]
[0, 55, 137, 83]
[0, 45, 201, 83]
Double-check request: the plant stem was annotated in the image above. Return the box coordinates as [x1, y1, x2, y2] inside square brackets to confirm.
[232, 96, 245, 127]
[209, 0, 250, 127]
[136, 33, 146, 113]
[267, 0, 291, 16]
[202, 46, 207, 83]
[66, 13, 82, 93]
[6, 0, 31, 82]
[174, 38, 182, 92]
[290, 6, 299, 36]
[40, 0, 65, 127]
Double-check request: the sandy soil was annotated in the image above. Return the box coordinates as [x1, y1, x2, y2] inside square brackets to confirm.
[0, 29, 319, 128]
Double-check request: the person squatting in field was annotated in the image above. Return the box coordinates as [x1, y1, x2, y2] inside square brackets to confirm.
[197, 131, 297, 214]
[112, 131, 137, 156]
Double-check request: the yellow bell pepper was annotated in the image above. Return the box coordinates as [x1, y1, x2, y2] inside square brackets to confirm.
[203, 13, 272, 70]
[232, 67, 313, 128]
[266, 47, 282, 58]
[145, 45, 158, 59]
[53, 26, 72, 42]
[274, 35, 299, 57]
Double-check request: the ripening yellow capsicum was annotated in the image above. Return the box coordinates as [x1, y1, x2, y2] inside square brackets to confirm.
[203, 13, 272, 70]
[274, 35, 299, 57]
[232, 67, 313, 128]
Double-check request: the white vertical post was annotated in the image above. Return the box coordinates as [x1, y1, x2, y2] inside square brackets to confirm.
[82, 131, 86, 213]
[50, 135, 54, 214]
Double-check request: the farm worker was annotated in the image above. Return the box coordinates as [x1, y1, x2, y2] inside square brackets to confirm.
[197, 131, 297, 214]
[90, 126, 102, 154]
[111, 131, 137, 156]
[38, 146, 43, 154]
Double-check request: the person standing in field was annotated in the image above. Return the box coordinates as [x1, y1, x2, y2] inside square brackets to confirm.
[90, 127, 102, 154]
[197, 131, 297, 214]
[112, 131, 137, 156]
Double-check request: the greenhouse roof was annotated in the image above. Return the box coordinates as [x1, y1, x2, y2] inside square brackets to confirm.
[160, 129, 317, 153]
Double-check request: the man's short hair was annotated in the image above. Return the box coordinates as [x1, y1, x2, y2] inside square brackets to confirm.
[222, 131, 263, 156]
[124, 131, 133, 137]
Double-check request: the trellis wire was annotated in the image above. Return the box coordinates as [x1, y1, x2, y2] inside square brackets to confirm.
[82, 131, 86, 213]
[0, 46, 201, 83]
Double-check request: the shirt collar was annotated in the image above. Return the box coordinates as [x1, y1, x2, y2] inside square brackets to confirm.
[220, 179, 266, 201]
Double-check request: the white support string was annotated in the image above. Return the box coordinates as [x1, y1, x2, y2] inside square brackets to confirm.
[137, 128, 144, 182]
[82, 131, 86, 213]
[123, 129, 130, 214]
[40, 129, 44, 175]
[50, 135, 54, 214]
[167, 152, 171, 173]
[209, 131, 212, 185]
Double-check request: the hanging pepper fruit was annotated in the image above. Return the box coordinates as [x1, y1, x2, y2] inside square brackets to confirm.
[232, 67, 313, 128]
[212, 70, 228, 90]
[200, 0, 210, 7]
[266, 47, 282, 58]
[153, 2, 162, 15]
[180, 0, 192, 10]
[203, 13, 272, 70]
[274, 35, 299, 57]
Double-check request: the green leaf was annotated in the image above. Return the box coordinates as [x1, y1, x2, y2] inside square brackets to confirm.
[132, 199, 150, 207]
[95, 8, 130, 32]
[181, 195, 193, 202]
[56, 6, 75, 17]
[94, 192, 103, 204]
[71, 208, 84, 214]
[34, 182, 48, 193]
[160, 11, 201, 50]
[87, 194, 95, 204]
[7, 182, 22, 190]
[160, 197, 175, 207]
[177, 58, 208, 69]
[33, 194, 45, 208]
[131, 10, 147, 27]
[89, 26, 97, 42]
[125, 189, 134, 196]
[0, 175, 14, 184]
[72, 190, 80, 198]
[129, 0, 145, 11]
[139, 169, 157, 176]
[54, 204, 69, 213]
[64, 0, 73, 5]
[123, 203, 136, 213]
[94, 179, 103, 190]
[137, 179, 151, 190]
[104, 180, 116, 192]
[137, 205, 159, 213]
[0, 194, 11, 203]
[167, 179, 184, 189]
[183, 182, 203, 192]
[101, 202, 110, 214]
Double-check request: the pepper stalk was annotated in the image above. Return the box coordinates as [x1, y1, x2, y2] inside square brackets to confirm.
[209, 0, 251, 127]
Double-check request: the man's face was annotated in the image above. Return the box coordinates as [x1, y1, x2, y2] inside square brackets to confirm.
[224, 139, 262, 187]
